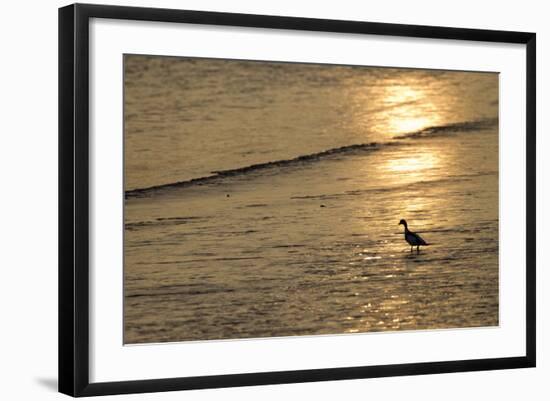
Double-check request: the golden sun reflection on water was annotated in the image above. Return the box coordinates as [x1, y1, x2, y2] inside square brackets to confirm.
[384, 151, 441, 176]
[382, 84, 441, 135]
[389, 116, 433, 135]
[373, 81, 462, 231]
[365, 79, 452, 138]
[344, 74, 460, 142]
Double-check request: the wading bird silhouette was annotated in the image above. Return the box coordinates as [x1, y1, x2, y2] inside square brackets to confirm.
[399, 219, 428, 253]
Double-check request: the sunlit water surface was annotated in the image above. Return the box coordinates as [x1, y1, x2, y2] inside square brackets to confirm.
[124, 56, 498, 343]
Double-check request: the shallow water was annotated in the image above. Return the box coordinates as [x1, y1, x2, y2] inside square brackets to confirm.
[123, 56, 499, 344]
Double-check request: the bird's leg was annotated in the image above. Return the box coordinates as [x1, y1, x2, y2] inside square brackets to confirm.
[410, 246, 413, 253]
[417, 246, 420, 253]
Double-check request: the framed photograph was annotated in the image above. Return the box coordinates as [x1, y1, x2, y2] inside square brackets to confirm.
[58, 3, 536, 397]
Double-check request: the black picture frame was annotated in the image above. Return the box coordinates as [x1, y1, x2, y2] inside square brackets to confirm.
[59, 3, 536, 397]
